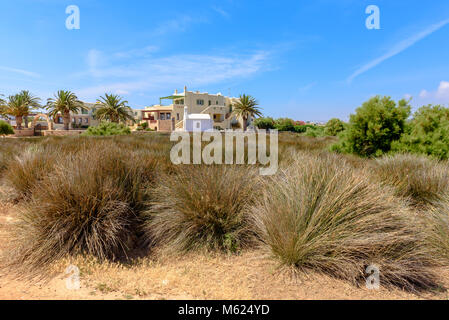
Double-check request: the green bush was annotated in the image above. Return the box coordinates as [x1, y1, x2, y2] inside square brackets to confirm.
[304, 126, 325, 137]
[249, 152, 440, 290]
[293, 125, 307, 133]
[254, 117, 275, 130]
[274, 118, 295, 132]
[0, 120, 14, 136]
[332, 96, 411, 157]
[324, 118, 345, 136]
[392, 105, 449, 160]
[84, 121, 131, 136]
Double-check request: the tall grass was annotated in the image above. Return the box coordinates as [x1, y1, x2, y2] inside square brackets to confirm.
[372, 154, 449, 207]
[5, 143, 156, 278]
[144, 165, 258, 253]
[4, 146, 59, 200]
[249, 152, 440, 290]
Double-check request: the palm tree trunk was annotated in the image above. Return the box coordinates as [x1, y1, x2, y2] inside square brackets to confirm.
[63, 110, 71, 130]
[242, 116, 248, 132]
[16, 116, 23, 130]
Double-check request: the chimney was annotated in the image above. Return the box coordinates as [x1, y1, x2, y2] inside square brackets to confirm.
[175, 89, 178, 94]
[184, 86, 187, 93]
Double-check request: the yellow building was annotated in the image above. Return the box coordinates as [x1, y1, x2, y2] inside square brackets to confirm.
[142, 86, 253, 132]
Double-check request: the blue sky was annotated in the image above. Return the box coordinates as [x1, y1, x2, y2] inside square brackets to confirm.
[1, 0, 449, 121]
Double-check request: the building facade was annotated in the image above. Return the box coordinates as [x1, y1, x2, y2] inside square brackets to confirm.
[142, 87, 253, 132]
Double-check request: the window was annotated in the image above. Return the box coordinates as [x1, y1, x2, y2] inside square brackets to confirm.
[196, 122, 200, 129]
[166, 113, 171, 120]
[160, 113, 166, 120]
[208, 100, 212, 106]
[196, 99, 204, 105]
[216, 101, 219, 105]
[84, 118, 89, 124]
[177, 113, 180, 120]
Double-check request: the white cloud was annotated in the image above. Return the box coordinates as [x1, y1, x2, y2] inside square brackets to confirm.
[414, 81, 449, 106]
[419, 90, 428, 98]
[0, 66, 40, 78]
[152, 15, 196, 36]
[212, 6, 230, 19]
[347, 18, 449, 83]
[76, 47, 270, 100]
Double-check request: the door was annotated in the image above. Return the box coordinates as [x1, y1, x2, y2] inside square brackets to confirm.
[193, 120, 201, 132]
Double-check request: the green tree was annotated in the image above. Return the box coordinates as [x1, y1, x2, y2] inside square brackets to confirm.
[274, 118, 295, 132]
[46, 90, 86, 130]
[19, 90, 41, 128]
[324, 118, 345, 136]
[0, 94, 35, 130]
[0, 120, 14, 137]
[94, 94, 135, 123]
[231, 94, 262, 131]
[254, 117, 275, 130]
[83, 121, 131, 136]
[332, 96, 411, 157]
[392, 105, 449, 159]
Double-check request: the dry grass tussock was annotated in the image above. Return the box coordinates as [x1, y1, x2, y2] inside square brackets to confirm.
[249, 152, 442, 291]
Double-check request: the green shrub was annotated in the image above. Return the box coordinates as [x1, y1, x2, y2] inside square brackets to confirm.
[0, 120, 14, 136]
[371, 154, 449, 207]
[254, 117, 275, 130]
[304, 126, 325, 137]
[293, 125, 307, 133]
[392, 105, 449, 160]
[274, 118, 295, 132]
[84, 121, 131, 136]
[324, 118, 345, 136]
[144, 165, 258, 253]
[332, 96, 411, 157]
[249, 152, 440, 290]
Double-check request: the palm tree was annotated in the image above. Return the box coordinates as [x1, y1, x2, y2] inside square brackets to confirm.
[231, 94, 262, 131]
[46, 90, 86, 130]
[0, 94, 31, 130]
[19, 90, 41, 128]
[94, 94, 135, 123]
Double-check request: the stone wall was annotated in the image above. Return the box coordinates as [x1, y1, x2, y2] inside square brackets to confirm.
[13, 128, 35, 137]
[43, 130, 85, 136]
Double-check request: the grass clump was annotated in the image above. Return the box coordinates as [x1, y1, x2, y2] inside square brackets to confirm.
[371, 154, 449, 207]
[144, 165, 258, 253]
[249, 152, 440, 291]
[4, 146, 58, 200]
[5, 144, 153, 278]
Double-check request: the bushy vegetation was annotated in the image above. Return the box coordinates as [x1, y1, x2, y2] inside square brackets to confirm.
[392, 105, 449, 160]
[253, 117, 275, 130]
[371, 154, 449, 207]
[249, 152, 440, 290]
[1, 133, 449, 292]
[144, 165, 258, 253]
[332, 96, 411, 157]
[0, 120, 14, 136]
[5, 141, 158, 277]
[84, 121, 131, 136]
[324, 118, 345, 136]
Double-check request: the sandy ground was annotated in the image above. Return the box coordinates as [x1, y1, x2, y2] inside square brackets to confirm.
[1, 201, 449, 300]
